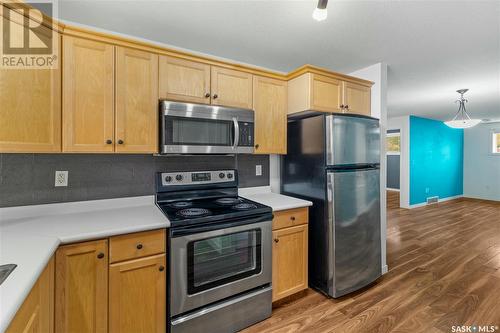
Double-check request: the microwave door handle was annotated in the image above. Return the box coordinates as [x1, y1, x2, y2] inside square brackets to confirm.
[232, 117, 240, 149]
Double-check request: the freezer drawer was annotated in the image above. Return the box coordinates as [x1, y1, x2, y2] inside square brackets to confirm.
[326, 115, 380, 166]
[327, 168, 381, 297]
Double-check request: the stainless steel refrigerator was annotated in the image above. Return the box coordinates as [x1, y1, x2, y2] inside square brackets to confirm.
[281, 113, 381, 298]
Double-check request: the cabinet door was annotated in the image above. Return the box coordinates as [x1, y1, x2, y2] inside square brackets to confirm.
[63, 36, 114, 152]
[211, 67, 252, 109]
[158, 56, 210, 104]
[6, 257, 54, 333]
[109, 254, 166, 333]
[55, 240, 108, 333]
[272, 224, 308, 302]
[311, 74, 343, 113]
[253, 76, 287, 154]
[0, 21, 61, 152]
[115, 47, 158, 153]
[343, 81, 371, 116]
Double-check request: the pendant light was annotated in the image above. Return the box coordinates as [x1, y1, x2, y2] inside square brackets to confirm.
[313, 0, 328, 21]
[444, 89, 481, 129]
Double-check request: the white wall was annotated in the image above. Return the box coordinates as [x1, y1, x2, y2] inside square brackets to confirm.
[349, 63, 388, 274]
[464, 122, 500, 201]
[387, 116, 410, 208]
[269, 154, 281, 193]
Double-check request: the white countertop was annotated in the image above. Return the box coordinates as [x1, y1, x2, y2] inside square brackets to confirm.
[0, 196, 169, 333]
[239, 186, 313, 212]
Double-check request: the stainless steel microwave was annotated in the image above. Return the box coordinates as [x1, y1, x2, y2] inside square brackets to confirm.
[160, 100, 254, 154]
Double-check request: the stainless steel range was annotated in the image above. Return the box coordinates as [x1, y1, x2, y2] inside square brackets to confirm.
[156, 170, 272, 333]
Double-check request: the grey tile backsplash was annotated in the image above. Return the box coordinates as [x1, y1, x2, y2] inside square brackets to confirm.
[0, 154, 269, 207]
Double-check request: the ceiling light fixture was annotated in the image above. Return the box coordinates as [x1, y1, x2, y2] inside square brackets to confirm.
[313, 0, 328, 21]
[444, 89, 481, 129]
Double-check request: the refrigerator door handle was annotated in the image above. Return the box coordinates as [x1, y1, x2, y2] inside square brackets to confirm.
[326, 172, 336, 294]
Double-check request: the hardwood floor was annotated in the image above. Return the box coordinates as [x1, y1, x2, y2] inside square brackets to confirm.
[387, 190, 400, 210]
[243, 197, 500, 333]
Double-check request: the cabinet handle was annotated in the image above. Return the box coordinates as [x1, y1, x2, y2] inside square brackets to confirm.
[345, 105, 349, 110]
[274, 238, 279, 243]
[106, 139, 112, 144]
[159, 266, 165, 272]
[118, 139, 124, 145]
[205, 93, 210, 98]
[340, 104, 345, 109]
[136, 243, 143, 250]
[255, 144, 259, 149]
[213, 94, 218, 99]
[97, 252, 105, 259]
[290, 216, 296, 221]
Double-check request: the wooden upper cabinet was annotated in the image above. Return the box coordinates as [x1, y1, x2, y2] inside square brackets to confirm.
[6, 257, 54, 333]
[288, 72, 372, 117]
[211, 67, 253, 109]
[55, 239, 108, 333]
[0, 21, 61, 152]
[343, 81, 371, 116]
[272, 224, 308, 302]
[109, 254, 166, 333]
[253, 76, 287, 154]
[115, 47, 158, 153]
[63, 36, 114, 152]
[159, 56, 211, 104]
[311, 74, 343, 113]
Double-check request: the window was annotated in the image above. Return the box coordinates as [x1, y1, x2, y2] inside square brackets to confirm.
[387, 131, 401, 155]
[492, 131, 500, 154]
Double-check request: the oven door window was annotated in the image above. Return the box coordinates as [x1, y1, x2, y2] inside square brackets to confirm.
[187, 229, 261, 294]
[164, 116, 233, 146]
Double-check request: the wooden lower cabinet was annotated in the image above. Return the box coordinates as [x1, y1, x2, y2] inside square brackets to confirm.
[6, 258, 55, 333]
[50, 230, 167, 333]
[272, 218, 308, 302]
[109, 254, 166, 333]
[55, 240, 108, 333]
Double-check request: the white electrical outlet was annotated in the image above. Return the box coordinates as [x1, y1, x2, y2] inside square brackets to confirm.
[55, 171, 68, 187]
[256, 165, 262, 176]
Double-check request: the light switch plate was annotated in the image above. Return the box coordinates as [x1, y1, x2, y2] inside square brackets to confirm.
[55, 171, 68, 187]
[256, 165, 262, 176]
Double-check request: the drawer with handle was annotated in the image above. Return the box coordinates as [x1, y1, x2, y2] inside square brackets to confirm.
[272, 207, 308, 231]
[109, 229, 166, 263]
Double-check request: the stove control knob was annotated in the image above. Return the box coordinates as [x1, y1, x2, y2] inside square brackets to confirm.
[219, 173, 225, 179]
[164, 176, 172, 183]
[176, 174, 183, 181]
[227, 173, 233, 179]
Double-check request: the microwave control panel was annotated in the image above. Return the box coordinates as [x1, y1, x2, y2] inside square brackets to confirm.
[238, 122, 254, 147]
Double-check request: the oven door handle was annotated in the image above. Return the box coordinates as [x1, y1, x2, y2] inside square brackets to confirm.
[232, 117, 240, 150]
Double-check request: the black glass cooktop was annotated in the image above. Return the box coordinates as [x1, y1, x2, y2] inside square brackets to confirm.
[157, 196, 272, 226]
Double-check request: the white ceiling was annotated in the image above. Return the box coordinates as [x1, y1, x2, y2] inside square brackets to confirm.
[56, 0, 500, 121]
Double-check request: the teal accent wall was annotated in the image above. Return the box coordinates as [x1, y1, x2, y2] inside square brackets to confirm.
[409, 116, 464, 205]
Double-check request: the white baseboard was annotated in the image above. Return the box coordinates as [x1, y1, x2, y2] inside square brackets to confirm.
[409, 194, 463, 209]
[386, 188, 400, 192]
[382, 265, 389, 274]
[462, 195, 500, 202]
